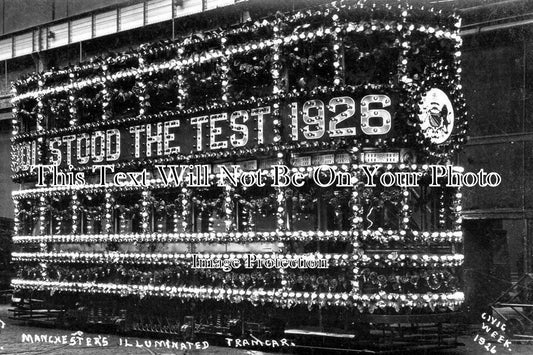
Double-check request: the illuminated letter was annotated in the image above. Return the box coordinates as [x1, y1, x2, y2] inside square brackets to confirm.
[62, 135, 76, 166]
[91, 131, 105, 163]
[49, 137, 62, 166]
[230, 110, 249, 147]
[129, 125, 146, 158]
[328, 96, 356, 137]
[210, 113, 228, 150]
[106, 129, 120, 161]
[190, 115, 208, 151]
[360, 95, 392, 135]
[302, 100, 325, 139]
[164, 119, 180, 155]
[251, 106, 271, 144]
[146, 123, 163, 157]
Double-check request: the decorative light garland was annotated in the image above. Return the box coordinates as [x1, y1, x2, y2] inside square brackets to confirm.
[140, 190, 152, 234]
[68, 71, 78, 127]
[103, 192, 114, 234]
[12, 229, 462, 245]
[11, 251, 349, 266]
[71, 193, 80, 234]
[38, 196, 48, 236]
[11, 278, 464, 311]
[359, 270, 460, 294]
[358, 253, 464, 268]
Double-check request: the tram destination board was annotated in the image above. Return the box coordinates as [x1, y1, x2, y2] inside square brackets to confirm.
[12, 92, 397, 172]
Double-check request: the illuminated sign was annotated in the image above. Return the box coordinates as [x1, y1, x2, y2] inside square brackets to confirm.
[12, 93, 396, 172]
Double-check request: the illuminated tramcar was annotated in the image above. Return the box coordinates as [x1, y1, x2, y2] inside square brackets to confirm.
[10, 1, 467, 352]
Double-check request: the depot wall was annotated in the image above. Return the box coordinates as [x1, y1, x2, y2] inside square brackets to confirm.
[459, 27, 533, 308]
[460, 30, 533, 212]
[0, 0, 130, 35]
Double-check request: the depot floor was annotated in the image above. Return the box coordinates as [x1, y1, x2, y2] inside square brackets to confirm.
[0, 305, 532, 355]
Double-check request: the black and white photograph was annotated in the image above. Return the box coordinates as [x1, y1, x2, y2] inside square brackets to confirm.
[0, 0, 531, 353]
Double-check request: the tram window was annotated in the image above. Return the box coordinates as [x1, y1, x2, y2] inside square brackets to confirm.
[116, 204, 131, 234]
[114, 192, 142, 234]
[406, 33, 455, 79]
[152, 194, 169, 233]
[321, 188, 352, 231]
[18, 98, 37, 133]
[115, 199, 131, 234]
[144, 69, 182, 114]
[39, 72, 71, 130]
[29, 196, 52, 235]
[287, 181, 353, 232]
[192, 187, 227, 233]
[183, 61, 222, 109]
[109, 75, 139, 119]
[361, 187, 403, 230]
[18, 198, 38, 236]
[409, 186, 455, 232]
[234, 185, 276, 233]
[229, 48, 273, 100]
[287, 184, 318, 231]
[76, 85, 105, 126]
[179, 38, 222, 108]
[152, 190, 186, 233]
[283, 181, 353, 253]
[282, 38, 335, 92]
[106, 56, 140, 119]
[344, 31, 400, 86]
[50, 195, 72, 235]
[79, 194, 106, 235]
[41, 93, 70, 130]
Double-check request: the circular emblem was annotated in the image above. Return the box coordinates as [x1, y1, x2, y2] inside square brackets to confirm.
[418, 88, 454, 144]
